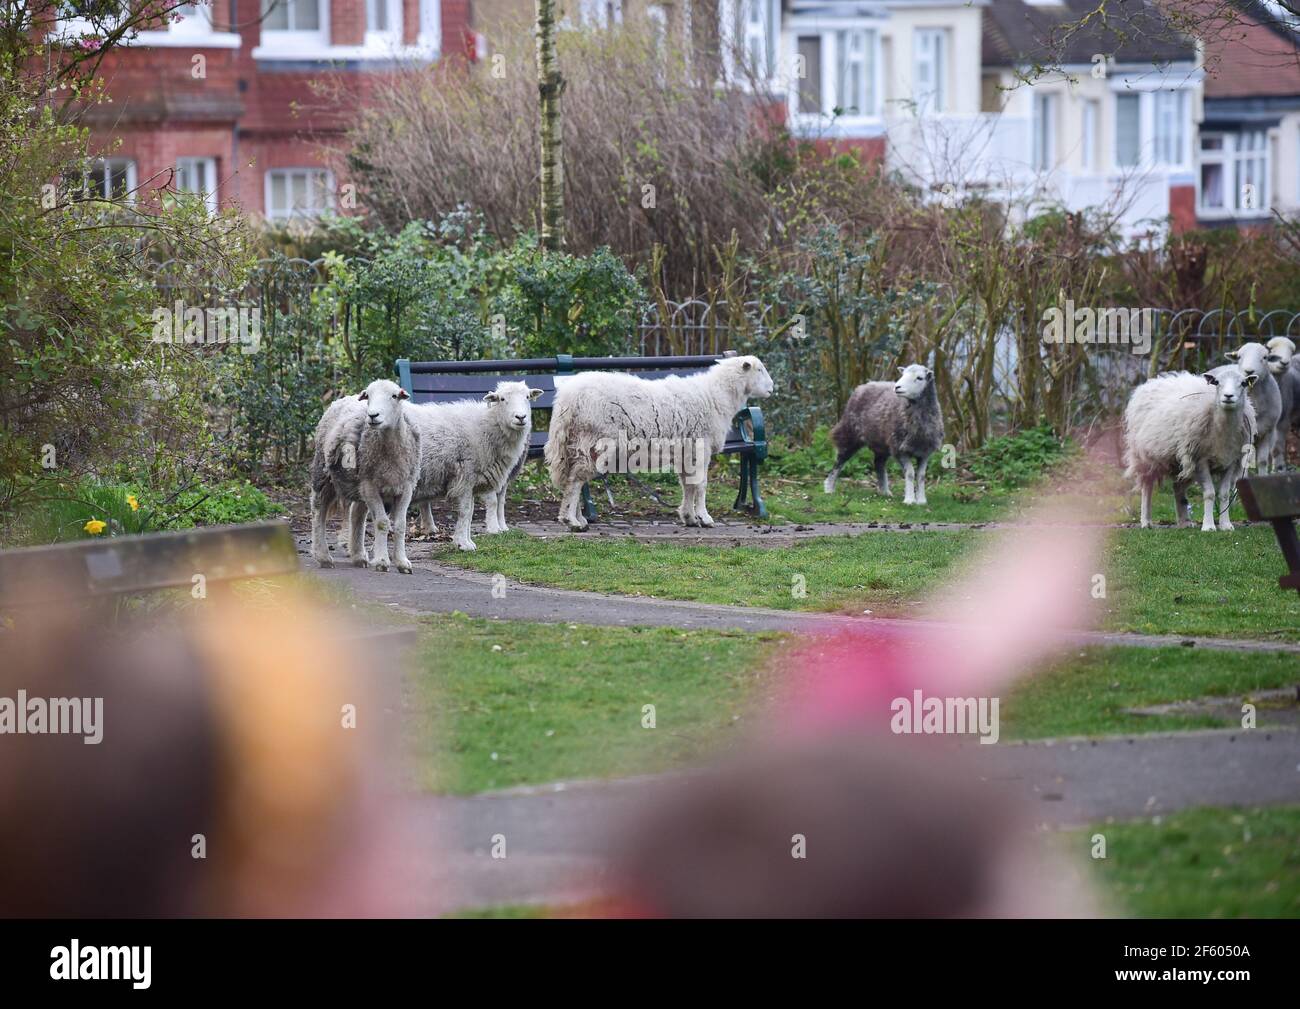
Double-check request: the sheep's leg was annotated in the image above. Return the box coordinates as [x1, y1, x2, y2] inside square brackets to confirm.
[362, 487, 394, 570]
[678, 476, 698, 526]
[691, 471, 714, 527]
[419, 501, 437, 537]
[1197, 462, 1217, 533]
[391, 488, 414, 574]
[334, 500, 351, 554]
[496, 485, 509, 533]
[1172, 481, 1191, 528]
[1139, 479, 1154, 529]
[915, 456, 930, 506]
[874, 454, 891, 496]
[1258, 431, 1276, 476]
[902, 457, 918, 505]
[483, 491, 501, 534]
[562, 480, 588, 530]
[348, 502, 369, 566]
[1216, 467, 1237, 532]
[310, 488, 333, 568]
[452, 490, 477, 550]
[823, 444, 860, 494]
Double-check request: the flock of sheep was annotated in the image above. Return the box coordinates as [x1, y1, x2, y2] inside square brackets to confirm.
[307, 334, 1300, 570]
[309, 355, 774, 571]
[1124, 337, 1300, 531]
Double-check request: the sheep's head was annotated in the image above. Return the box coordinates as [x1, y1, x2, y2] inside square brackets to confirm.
[357, 379, 408, 430]
[1265, 337, 1296, 373]
[1225, 343, 1273, 382]
[1203, 365, 1255, 411]
[894, 364, 934, 401]
[484, 380, 542, 432]
[715, 355, 774, 399]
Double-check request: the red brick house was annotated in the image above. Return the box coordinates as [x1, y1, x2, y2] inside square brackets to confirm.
[62, 1, 470, 219]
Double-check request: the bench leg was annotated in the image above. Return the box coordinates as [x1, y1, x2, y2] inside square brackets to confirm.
[749, 457, 767, 519]
[734, 456, 751, 510]
[581, 483, 598, 523]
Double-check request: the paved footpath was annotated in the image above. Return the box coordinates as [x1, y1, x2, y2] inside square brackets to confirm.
[395, 728, 1300, 914]
[311, 555, 1300, 654]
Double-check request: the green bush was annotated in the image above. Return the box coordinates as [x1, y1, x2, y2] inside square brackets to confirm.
[960, 424, 1069, 488]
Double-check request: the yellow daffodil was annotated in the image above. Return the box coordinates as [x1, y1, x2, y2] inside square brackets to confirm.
[126, 494, 139, 512]
[84, 518, 107, 535]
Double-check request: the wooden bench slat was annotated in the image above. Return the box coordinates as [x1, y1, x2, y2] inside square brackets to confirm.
[0, 521, 298, 608]
[1237, 474, 1300, 521]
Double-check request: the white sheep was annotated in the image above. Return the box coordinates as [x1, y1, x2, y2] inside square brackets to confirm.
[823, 364, 945, 505]
[1267, 337, 1298, 466]
[1123, 365, 1257, 532]
[544, 356, 774, 530]
[406, 380, 541, 551]
[1225, 342, 1282, 473]
[310, 378, 420, 571]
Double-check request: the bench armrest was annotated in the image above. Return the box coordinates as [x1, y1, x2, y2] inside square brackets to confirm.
[733, 406, 768, 463]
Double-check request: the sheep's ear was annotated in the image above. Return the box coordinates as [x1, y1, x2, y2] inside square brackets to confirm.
[898, 367, 906, 375]
[358, 391, 369, 401]
[1203, 373, 1219, 386]
[1225, 350, 1239, 361]
[528, 387, 544, 401]
[483, 392, 500, 403]
[398, 388, 409, 400]
[742, 360, 752, 371]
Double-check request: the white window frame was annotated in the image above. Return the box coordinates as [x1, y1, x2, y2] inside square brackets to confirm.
[264, 167, 336, 221]
[720, 0, 779, 83]
[176, 157, 219, 214]
[418, 0, 442, 54]
[1197, 130, 1270, 219]
[788, 21, 883, 131]
[1110, 84, 1194, 172]
[1081, 98, 1099, 172]
[258, 0, 329, 54]
[84, 157, 137, 202]
[1032, 92, 1057, 171]
[913, 28, 947, 114]
[365, 0, 402, 47]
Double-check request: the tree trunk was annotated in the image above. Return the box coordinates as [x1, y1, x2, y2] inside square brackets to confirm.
[536, 0, 565, 251]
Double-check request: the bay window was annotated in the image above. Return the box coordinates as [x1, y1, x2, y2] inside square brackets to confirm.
[1198, 131, 1270, 218]
[791, 28, 879, 122]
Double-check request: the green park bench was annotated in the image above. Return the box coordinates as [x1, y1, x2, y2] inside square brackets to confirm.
[1237, 474, 1300, 597]
[396, 351, 769, 521]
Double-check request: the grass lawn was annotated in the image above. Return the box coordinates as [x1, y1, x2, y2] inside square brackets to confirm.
[399, 613, 1296, 795]
[435, 525, 1300, 642]
[1002, 646, 1300, 739]
[403, 613, 782, 794]
[1079, 805, 1300, 918]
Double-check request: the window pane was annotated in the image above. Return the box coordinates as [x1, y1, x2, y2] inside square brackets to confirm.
[1200, 162, 1224, 209]
[295, 0, 319, 30]
[262, 0, 289, 30]
[270, 173, 286, 214]
[290, 172, 308, 210]
[1116, 93, 1140, 167]
[797, 36, 821, 114]
[367, 0, 387, 31]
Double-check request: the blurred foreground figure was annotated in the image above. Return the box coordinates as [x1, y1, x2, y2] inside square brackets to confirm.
[0, 587, 410, 917]
[612, 488, 1112, 917]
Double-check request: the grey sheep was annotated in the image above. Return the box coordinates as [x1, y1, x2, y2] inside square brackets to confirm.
[824, 364, 944, 505]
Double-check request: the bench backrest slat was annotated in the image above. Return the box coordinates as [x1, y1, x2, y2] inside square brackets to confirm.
[0, 521, 298, 608]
